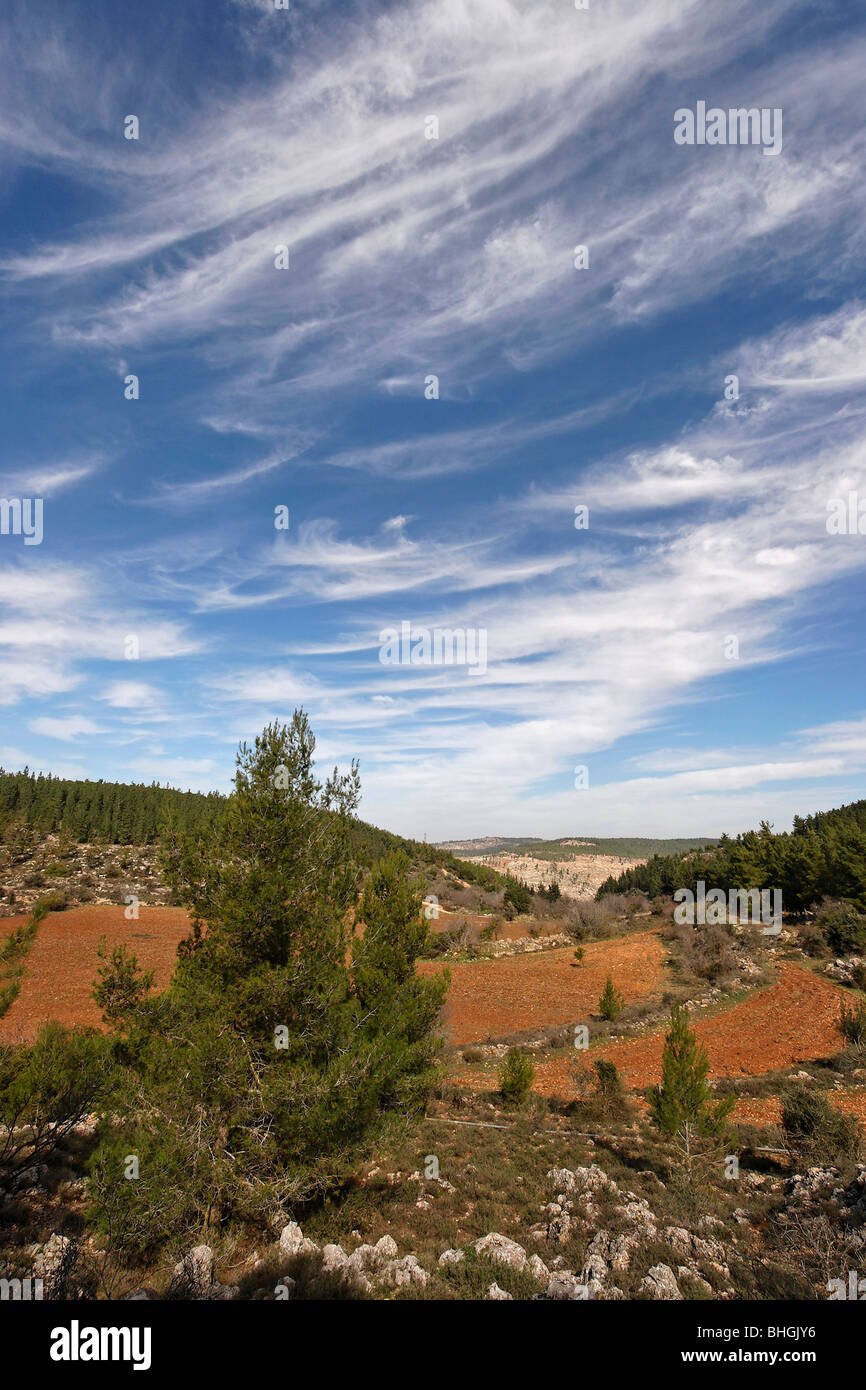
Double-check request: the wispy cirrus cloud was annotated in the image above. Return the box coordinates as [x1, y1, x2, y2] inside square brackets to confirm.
[2, 0, 865, 836]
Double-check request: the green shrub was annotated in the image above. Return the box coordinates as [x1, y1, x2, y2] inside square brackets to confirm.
[815, 899, 866, 955]
[33, 890, 67, 916]
[0, 1021, 112, 1174]
[503, 879, 532, 918]
[598, 976, 624, 1020]
[498, 1046, 534, 1106]
[781, 1084, 861, 1164]
[649, 1002, 734, 1171]
[839, 997, 866, 1051]
[92, 939, 155, 1026]
[573, 1058, 632, 1122]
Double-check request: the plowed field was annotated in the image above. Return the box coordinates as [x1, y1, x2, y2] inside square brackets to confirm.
[457, 963, 852, 1096]
[0, 904, 190, 1043]
[418, 929, 666, 1044]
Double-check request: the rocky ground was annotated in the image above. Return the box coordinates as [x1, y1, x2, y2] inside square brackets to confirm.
[2, 831, 865, 1301]
[6, 1093, 864, 1300]
[462, 851, 645, 899]
[0, 833, 172, 919]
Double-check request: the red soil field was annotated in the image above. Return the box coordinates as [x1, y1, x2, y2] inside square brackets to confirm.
[732, 1089, 866, 1125]
[418, 928, 666, 1045]
[458, 963, 851, 1097]
[0, 904, 191, 1044]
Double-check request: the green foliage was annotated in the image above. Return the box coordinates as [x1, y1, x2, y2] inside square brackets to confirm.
[598, 976, 624, 1020]
[88, 712, 447, 1254]
[32, 890, 67, 915]
[593, 1059, 626, 1107]
[573, 1058, 632, 1122]
[781, 1084, 861, 1164]
[0, 1022, 112, 1174]
[649, 1003, 734, 1159]
[92, 939, 155, 1026]
[0, 764, 502, 900]
[598, 802, 866, 914]
[498, 1046, 535, 1106]
[502, 878, 532, 918]
[838, 997, 866, 1052]
[0, 768, 225, 845]
[815, 899, 866, 955]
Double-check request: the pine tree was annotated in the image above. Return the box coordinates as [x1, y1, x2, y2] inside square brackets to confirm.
[499, 1046, 534, 1106]
[89, 713, 447, 1250]
[649, 1003, 734, 1173]
[598, 976, 624, 1020]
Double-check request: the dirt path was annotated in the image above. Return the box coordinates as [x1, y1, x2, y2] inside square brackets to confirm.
[0, 904, 190, 1044]
[419, 928, 666, 1045]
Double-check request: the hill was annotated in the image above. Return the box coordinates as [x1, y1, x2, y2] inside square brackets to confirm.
[438, 835, 717, 861]
[0, 767, 516, 919]
[597, 800, 866, 912]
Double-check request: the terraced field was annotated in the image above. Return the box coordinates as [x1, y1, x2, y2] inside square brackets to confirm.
[0, 903, 190, 1043]
[456, 961, 855, 1100]
[3, 902, 861, 1138]
[418, 928, 666, 1044]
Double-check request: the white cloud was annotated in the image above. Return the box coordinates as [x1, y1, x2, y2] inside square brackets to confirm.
[99, 681, 162, 710]
[29, 715, 104, 741]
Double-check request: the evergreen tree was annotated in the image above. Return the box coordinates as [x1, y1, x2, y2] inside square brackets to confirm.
[649, 1003, 734, 1173]
[88, 713, 447, 1251]
[598, 976, 624, 1020]
[499, 1046, 534, 1106]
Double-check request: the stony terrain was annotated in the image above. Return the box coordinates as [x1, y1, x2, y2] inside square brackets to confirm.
[2, 831, 866, 1302]
[8, 1093, 866, 1301]
[461, 851, 645, 899]
[0, 832, 172, 919]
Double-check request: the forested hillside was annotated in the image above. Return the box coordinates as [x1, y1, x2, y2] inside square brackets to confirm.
[0, 768, 223, 844]
[597, 801, 866, 912]
[0, 766, 506, 888]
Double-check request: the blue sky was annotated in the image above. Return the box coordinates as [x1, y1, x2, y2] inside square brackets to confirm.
[1, 0, 866, 840]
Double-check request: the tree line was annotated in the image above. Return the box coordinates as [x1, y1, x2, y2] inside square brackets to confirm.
[0, 765, 505, 891]
[0, 769, 223, 845]
[596, 800, 866, 912]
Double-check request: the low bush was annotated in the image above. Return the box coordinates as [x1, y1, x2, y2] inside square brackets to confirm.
[498, 1047, 534, 1106]
[813, 899, 866, 956]
[0, 1021, 112, 1174]
[781, 1084, 861, 1164]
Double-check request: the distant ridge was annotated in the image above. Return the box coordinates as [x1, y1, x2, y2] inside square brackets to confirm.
[436, 835, 718, 860]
